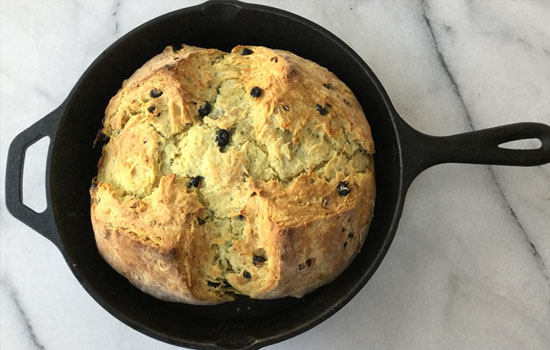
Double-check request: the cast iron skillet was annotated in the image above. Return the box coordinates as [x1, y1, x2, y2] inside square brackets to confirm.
[5, 1, 550, 349]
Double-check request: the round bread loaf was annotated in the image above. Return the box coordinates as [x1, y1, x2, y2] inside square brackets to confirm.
[90, 45, 375, 304]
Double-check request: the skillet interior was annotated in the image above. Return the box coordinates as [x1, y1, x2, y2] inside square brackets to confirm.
[50, 1, 406, 348]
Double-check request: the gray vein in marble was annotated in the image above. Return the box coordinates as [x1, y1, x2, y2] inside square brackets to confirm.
[1, 277, 46, 350]
[33, 86, 56, 104]
[422, 0, 550, 295]
[112, 0, 121, 34]
[490, 170, 550, 287]
[445, 272, 550, 341]
[0, 67, 57, 103]
[465, 0, 550, 58]
[481, 29, 550, 60]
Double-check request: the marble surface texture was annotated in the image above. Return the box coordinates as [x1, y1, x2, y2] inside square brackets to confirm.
[1, 1, 549, 349]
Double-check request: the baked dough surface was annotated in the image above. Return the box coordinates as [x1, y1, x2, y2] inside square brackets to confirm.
[90, 45, 375, 304]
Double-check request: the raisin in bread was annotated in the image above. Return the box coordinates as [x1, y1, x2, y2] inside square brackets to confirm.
[90, 44, 375, 304]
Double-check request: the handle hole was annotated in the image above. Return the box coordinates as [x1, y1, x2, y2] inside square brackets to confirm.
[22, 137, 50, 213]
[498, 138, 542, 150]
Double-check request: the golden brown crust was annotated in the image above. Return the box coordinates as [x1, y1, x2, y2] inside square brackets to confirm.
[91, 44, 375, 304]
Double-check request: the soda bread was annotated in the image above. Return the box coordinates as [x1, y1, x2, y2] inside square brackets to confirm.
[90, 45, 375, 304]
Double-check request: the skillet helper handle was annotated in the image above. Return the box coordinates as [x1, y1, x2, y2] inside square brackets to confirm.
[400, 121, 550, 185]
[5, 105, 64, 247]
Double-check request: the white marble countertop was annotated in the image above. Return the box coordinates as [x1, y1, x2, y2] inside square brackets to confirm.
[1, 1, 549, 349]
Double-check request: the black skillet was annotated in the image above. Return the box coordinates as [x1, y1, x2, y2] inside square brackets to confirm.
[5, 1, 550, 349]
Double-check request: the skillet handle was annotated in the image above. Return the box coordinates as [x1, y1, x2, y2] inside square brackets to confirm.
[5, 104, 64, 248]
[398, 119, 550, 185]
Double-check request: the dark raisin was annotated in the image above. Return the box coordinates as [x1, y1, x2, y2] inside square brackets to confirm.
[253, 255, 267, 266]
[93, 130, 109, 148]
[150, 88, 163, 98]
[216, 129, 231, 148]
[241, 48, 253, 55]
[282, 105, 290, 111]
[143, 140, 148, 144]
[344, 241, 348, 248]
[271, 56, 278, 63]
[323, 83, 332, 89]
[315, 104, 328, 116]
[337, 181, 351, 196]
[243, 271, 251, 279]
[306, 258, 312, 267]
[198, 218, 206, 225]
[250, 86, 262, 98]
[198, 102, 212, 117]
[96, 130, 109, 143]
[188, 176, 204, 188]
[348, 233, 354, 239]
[298, 264, 305, 271]
[238, 215, 245, 220]
[148, 106, 156, 113]
[207, 281, 220, 287]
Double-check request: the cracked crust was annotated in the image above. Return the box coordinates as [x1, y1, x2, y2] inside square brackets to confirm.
[90, 44, 375, 304]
